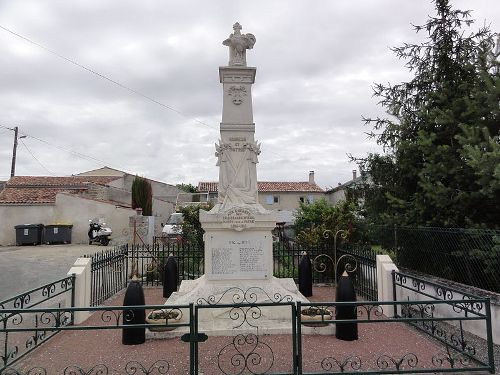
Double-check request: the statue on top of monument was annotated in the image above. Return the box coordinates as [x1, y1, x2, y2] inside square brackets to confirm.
[223, 22, 256, 66]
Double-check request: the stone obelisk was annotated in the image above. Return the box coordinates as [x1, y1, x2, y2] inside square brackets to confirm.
[200, 22, 276, 280]
[162, 25, 307, 334]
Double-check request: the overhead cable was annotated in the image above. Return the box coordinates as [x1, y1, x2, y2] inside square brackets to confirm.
[0, 24, 217, 131]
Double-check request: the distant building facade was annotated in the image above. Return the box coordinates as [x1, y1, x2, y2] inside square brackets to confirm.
[198, 171, 325, 214]
[0, 167, 183, 245]
[325, 170, 364, 205]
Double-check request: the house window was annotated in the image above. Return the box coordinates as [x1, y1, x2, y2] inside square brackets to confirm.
[307, 195, 314, 203]
[266, 195, 279, 204]
[299, 196, 305, 203]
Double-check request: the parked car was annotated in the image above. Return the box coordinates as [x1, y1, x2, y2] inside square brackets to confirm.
[161, 213, 184, 244]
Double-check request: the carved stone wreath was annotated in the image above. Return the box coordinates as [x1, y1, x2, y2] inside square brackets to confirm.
[228, 85, 247, 105]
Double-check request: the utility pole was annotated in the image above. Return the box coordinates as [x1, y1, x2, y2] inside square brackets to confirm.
[10, 126, 19, 177]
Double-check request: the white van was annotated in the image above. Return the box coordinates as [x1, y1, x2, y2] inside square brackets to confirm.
[161, 212, 184, 243]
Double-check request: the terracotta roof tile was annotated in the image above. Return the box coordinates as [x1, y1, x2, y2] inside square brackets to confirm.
[197, 181, 324, 193]
[7, 176, 120, 187]
[0, 188, 87, 204]
[0, 176, 121, 204]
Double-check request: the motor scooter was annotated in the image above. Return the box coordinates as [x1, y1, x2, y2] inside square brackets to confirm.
[88, 219, 112, 246]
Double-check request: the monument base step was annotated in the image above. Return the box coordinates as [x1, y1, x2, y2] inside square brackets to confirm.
[146, 321, 335, 339]
[145, 275, 336, 337]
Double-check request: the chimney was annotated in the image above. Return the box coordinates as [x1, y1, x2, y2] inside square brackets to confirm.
[309, 171, 315, 184]
[352, 170, 357, 180]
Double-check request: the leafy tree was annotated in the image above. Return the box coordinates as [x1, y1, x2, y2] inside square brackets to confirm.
[176, 183, 200, 202]
[294, 198, 357, 246]
[131, 176, 153, 216]
[176, 183, 197, 193]
[353, 0, 499, 228]
[177, 203, 213, 246]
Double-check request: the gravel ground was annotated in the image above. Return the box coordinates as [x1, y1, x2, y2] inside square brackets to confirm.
[9, 286, 499, 374]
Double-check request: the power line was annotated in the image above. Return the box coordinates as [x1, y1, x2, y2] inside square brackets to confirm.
[19, 138, 54, 175]
[0, 24, 218, 131]
[0, 28, 294, 164]
[0, 124, 120, 171]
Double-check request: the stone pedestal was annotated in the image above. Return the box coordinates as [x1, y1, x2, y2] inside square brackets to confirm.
[163, 206, 309, 335]
[201, 208, 275, 280]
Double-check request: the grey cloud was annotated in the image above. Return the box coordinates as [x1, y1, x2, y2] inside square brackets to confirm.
[0, 0, 498, 186]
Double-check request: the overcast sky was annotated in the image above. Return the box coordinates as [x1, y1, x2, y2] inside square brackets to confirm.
[0, 0, 498, 189]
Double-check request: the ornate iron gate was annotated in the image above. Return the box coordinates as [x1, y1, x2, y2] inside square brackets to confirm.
[1, 299, 495, 374]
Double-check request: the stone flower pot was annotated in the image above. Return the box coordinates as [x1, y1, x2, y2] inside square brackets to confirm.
[145, 309, 181, 332]
[301, 307, 332, 327]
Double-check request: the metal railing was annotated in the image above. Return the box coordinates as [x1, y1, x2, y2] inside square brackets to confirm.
[84, 245, 128, 306]
[84, 242, 378, 306]
[393, 270, 496, 369]
[366, 225, 500, 293]
[128, 243, 204, 287]
[0, 275, 75, 371]
[0, 296, 494, 374]
[273, 242, 378, 300]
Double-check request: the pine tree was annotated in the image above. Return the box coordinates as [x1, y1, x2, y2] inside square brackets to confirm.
[353, 0, 499, 228]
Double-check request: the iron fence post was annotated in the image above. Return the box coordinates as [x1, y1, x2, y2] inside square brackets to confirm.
[485, 298, 495, 374]
[296, 301, 302, 375]
[2, 316, 8, 370]
[125, 244, 129, 287]
[392, 270, 398, 318]
[189, 303, 196, 375]
[70, 273, 76, 325]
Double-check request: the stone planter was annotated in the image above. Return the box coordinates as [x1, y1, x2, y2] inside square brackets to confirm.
[146, 309, 181, 332]
[301, 307, 332, 327]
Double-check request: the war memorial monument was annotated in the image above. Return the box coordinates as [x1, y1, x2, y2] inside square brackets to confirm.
[163, 23, 309, 334]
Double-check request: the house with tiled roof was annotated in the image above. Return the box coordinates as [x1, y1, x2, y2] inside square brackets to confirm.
[0, 175, 135, 246]
[325, 170, 368, 205]
[197, 171, 325, 215]
[0, 168, 183, 246]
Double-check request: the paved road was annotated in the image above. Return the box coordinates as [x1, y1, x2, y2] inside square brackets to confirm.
[0, 244, 108, 301]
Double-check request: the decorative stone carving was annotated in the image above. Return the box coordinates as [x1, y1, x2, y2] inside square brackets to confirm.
[228, 85, 247, 105]
[215, 139, 261, 210]
[223, 22, 256, 67]
[222, 207, 256, 231]
[225, 75, 254, 83]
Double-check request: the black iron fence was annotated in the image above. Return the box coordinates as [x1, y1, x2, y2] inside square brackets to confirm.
[273, 242, 378, 300]
[355, 225, 500, 294]
[84, 242, 377, 306]
[393, 270, 496, 367]
[0, 276, 75, 371]
[128, 243, 204, 287]
[83, 245, 128, 306]
[0, 296, 494, 374]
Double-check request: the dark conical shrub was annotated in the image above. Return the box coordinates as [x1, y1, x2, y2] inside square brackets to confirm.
[131, 176, 153, 216]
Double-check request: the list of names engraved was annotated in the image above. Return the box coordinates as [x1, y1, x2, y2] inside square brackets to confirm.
[211, 247, 237, 275]
[209, 235, 267, 278]
[239, 243, 263, 272]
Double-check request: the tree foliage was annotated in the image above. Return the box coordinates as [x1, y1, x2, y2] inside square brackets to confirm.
[177, 203, 213, 246]
[176, 183, 197, 193]
[131, 176, 153, 216]
[294, 198, 357, 246]
[353, 0, 499, 228]
[176, 183, 200, 202]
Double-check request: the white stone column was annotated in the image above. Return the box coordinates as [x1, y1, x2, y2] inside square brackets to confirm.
[376, 254, 399, 317]
[67, 257, 92, 324]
